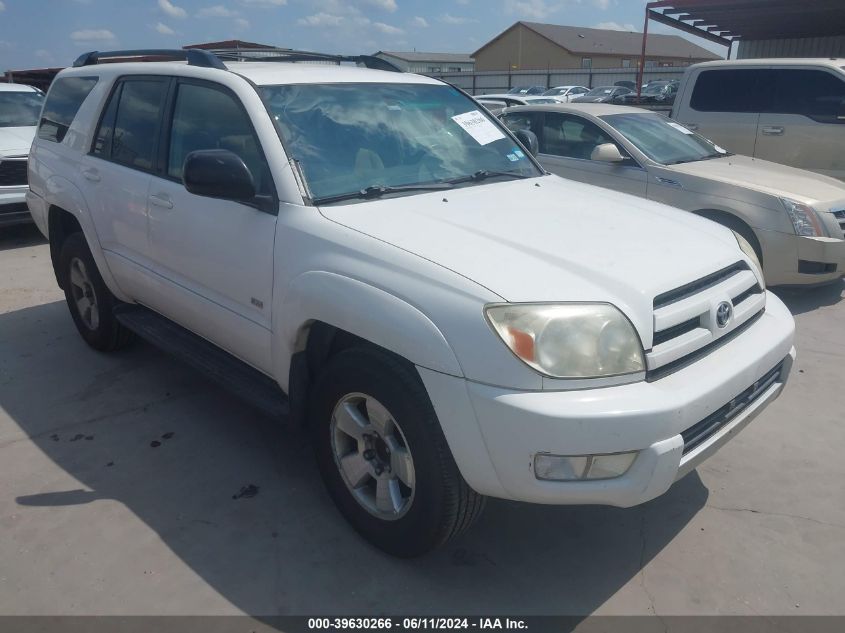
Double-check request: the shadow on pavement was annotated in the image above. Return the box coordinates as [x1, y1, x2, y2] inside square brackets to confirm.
[773, 279, 844, 316]
[0, 222, 46, 252]
[0, 300, 707, 617]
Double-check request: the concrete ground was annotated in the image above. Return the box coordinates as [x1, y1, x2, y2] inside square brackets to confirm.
[1, 222, 844, 617]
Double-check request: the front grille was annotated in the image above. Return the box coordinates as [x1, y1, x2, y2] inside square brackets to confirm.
[0, 159, 28, 187]
[833, 209, 845, 239]
[646, 261, 765, 380]
[681, 362, 784, 455]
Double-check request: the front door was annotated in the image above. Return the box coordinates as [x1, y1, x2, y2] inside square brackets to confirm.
[146, 79, 278, 373]
[536, 112, 647, 196]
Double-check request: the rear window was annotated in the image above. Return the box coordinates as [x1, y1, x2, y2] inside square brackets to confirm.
[38, 76, 98, 143]
[690, 69, 769, 113]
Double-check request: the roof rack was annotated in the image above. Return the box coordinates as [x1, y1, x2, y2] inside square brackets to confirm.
[212, 48, 402, 73]
[71, 48, 402, 73]
[73, 49, 227, 69]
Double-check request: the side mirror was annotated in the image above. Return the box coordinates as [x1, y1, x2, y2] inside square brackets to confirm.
[591, 143, 626, 163]
[515, 129, 539, 156]
[183, 149, 256, 200]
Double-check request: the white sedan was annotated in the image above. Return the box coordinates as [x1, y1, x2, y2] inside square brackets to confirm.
[500, 103, 845, 287]
[542, 85, 590, 102]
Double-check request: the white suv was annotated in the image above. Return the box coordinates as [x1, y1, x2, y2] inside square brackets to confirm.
[1, 83, 44, 227]
[27, 49, 796, 557]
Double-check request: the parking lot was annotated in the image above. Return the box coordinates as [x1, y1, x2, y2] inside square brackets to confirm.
[0, 221, 843, 617]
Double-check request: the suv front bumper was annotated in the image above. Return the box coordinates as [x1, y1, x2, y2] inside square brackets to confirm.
[760, 229, 845, 286]
[420, 292, 795, 506]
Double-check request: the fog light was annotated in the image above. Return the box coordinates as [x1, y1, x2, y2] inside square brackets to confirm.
[534, 452, 637, 481]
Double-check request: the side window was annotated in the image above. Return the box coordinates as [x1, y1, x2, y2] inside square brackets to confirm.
[541, 113, 614, 160]
[38, 76, 98, 143]
[771, 69, 845, 123]
[167, 82, 271, 194]
[106, 79, 169, 171]
[690, 69, 772, 113]
[501, 112, 533, 133]
[91, 83, 121, 158]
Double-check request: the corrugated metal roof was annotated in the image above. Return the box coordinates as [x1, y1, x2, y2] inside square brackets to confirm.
[517, 22, 721, 59]
[376, 51, 474, 63]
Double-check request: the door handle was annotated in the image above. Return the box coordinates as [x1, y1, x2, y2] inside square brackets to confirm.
[761, 126, 784, 136]
[148, 193, 173, 209]
[81, 168, 100, 182]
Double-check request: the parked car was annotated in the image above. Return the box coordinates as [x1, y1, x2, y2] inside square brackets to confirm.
[572, 86, 632, 104]
[672, 58, 845, 181]
[499, 102, 845, 286]
[542, 85, 590, 102]
[478, 94, 563, 108]
[614, 80, 637, 91]
[507, 85, 546, 95]
[28, 49, 795, 557]
[620, 80, 679, 105]
[0, 83, 44, 227]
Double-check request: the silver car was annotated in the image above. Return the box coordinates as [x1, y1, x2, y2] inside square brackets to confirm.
[500, 103, 845, 287]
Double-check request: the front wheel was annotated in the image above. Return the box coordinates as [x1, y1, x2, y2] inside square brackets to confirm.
[310, 346, 485, 557]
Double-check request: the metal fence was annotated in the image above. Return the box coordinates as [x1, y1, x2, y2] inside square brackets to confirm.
[425, 66, 687, 95]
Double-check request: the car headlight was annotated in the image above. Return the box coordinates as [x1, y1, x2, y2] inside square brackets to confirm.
[485, 303, 645, 379]
[732, 230, 765, 289]
[780, 197, 826, 237]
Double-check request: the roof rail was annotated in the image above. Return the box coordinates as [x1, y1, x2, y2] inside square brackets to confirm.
[213, 49, 403, 73]
[72, 49, 227, 70]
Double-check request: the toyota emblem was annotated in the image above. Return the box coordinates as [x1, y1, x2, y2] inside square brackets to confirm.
[716, 301, 733, 328]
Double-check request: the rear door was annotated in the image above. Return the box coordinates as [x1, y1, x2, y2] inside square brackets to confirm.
[534, 111, 647, 196]
[676, 67, 770, 156]
[145, 78, 278, 373]
[754, 67, 845, 180]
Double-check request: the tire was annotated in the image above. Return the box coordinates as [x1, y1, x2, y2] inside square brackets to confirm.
[59, 232, 133, 352]
[309, 346, 485, 557]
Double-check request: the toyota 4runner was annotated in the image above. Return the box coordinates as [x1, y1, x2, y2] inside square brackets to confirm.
[27, 49, 796, 557]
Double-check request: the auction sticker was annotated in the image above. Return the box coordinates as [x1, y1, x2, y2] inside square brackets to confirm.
[451, 110, 506, 145]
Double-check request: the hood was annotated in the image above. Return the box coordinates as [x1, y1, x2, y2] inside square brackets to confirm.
[668, 154, 845, 206]
[0, 126, 36, 155]
[319, 176, 746, 338]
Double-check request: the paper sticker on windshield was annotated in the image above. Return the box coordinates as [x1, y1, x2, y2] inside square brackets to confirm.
[513, 148, 525, 158]
[506, 153, 519, 162]
[667, 121, 695, 135]
[451, 110, 506, 145]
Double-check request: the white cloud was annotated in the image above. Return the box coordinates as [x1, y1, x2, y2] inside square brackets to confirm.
[0, 2, 6, 12]
[235, 17, 250, 29]
[594, 21, 636, 31]
[364, 0, 397, 11]
[411, 16, 428, 27]
[154, 21, 176, 35]
[504, 0, 562, 20]
[35, 49, 55, 63]
[372, 21, 404, 35]
[439, 13, 476, 25]
[158, 0, 187, 18]
[237, 0, 285, 6]
[70, 29, 116, 42]
[593, 0, 610, 9]
[297, 12, 343, 27]
[197, 5, 239, 17]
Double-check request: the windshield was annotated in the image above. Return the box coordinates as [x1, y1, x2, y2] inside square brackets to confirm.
[261, 83, 542, 202]
[643, 84, 667, 95]
[0, 91, 44, 128]
[585, 87, 615, 97]
[601, 113, 730, 165]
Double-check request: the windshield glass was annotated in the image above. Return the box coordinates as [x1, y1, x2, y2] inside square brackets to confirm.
[261, 83, 541, 202]
[0, 91, 44, 127]
[601, 113, 729, 165]
[586, 87, 615, 97]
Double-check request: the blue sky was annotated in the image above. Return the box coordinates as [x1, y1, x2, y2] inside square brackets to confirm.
[0, 0, 726, 70]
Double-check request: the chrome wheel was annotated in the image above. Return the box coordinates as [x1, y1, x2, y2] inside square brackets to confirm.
[330, 393, 415, 520]
[68, 257, 99, 330]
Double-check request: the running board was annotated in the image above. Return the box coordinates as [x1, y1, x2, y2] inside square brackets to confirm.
[114, 304, 289, 418]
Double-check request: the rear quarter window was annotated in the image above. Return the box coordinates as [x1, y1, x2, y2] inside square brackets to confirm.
[38, 76, 98, 143]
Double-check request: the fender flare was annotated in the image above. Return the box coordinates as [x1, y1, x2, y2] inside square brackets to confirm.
[273, 271, 463, 391]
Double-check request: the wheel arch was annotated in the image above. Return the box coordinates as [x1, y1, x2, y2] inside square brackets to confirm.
[692, 208, 763, 263]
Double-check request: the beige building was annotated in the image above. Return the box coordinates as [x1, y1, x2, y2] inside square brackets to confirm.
[473, 22, 721, 71]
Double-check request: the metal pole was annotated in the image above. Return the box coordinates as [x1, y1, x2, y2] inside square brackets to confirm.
[637, 7, 649, 100]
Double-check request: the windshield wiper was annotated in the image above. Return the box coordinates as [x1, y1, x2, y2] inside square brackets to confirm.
[313, 183, 453, 205]
[668, 152, 733, 165]
[446, 169, 533, 185]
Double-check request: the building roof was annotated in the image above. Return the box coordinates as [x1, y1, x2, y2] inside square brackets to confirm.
[375, 51, 474, 64]
[182, 40, 276, 50]
[473, 22, 722, 60]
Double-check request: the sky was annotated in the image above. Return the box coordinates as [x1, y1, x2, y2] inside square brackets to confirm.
[0, 0, 727, 71]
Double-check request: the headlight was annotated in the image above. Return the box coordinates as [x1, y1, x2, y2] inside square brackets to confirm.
[732, 231, 765, 289]
[485, 303, 645, 379]
[780, 197, 826, 237]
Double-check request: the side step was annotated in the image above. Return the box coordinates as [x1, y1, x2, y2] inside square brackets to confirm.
[114, 304, 289, 418]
